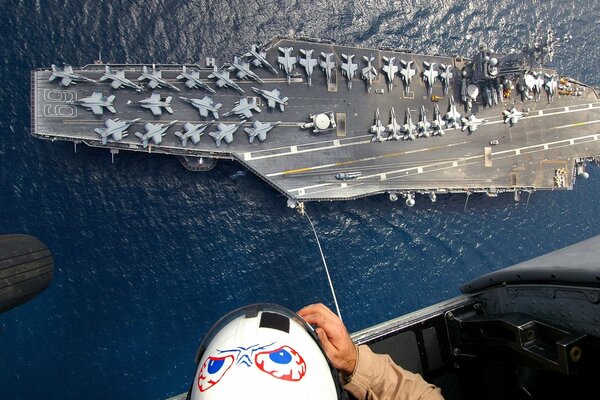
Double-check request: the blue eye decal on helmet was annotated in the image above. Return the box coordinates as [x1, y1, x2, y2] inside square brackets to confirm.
[197, 355, 235, 392]
[269, 348, 292, 364]
[255, 346, 306, 381]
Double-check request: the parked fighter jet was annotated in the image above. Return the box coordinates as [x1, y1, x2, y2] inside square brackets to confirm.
[417, 105, 431, 138]
[422, 61, 439, 95]
[129, 92, 173, 116]
[461, 114, 485, 134]
[207, 66, 244, 94]
[49, 64, 96, 86]
[370, 108, 386, 142]
[340, 54, 358, 89]
[251, 87, 288, 111]
[99, 66, 142, 91]
[444, 95, 461, 129]
[243, 45, 278, 75]
[137, 64, 180, 92]
[228, 56, 264, 84]
[244, 120, 280, 143]
[382, 56, 398, 92]
[67, 91, 115, 115]
[179, 96, 222, 119]
[94, 118, 140, 145]
[209, 121, 245, 147]
[402, 108, 417, 141]
[174, 122, 210, 146]
[361, 54, 378, 93]
[299, 49, 318, 86]
[387, 107, 402, 141]
[320, 52, 336, 87]
[223, 97, 261, 119]
[277, 47, 297, 85]
[176, 66, 215, 93]
[134, 120, 177, 148]
[431, 104, 445, 136]
[399, 59, 416, 94]
[503, 107, 525, 126]
[544, 74, 557, 102]
[532, 72, 545, 102]
[439, 64, 453, 96]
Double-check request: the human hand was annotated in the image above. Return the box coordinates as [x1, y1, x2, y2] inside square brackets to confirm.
[298, 303, 357, 375]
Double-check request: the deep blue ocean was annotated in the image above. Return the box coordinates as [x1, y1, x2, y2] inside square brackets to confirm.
[2, 1, 600, 399]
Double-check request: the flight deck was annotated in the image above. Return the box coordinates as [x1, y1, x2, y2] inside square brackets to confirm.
[31, 35, 600, 205]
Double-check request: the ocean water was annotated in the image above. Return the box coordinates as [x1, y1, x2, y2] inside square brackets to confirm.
[1, 0, 600, 399]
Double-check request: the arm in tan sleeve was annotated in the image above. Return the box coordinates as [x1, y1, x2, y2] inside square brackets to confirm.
[343, 345, 444, 400]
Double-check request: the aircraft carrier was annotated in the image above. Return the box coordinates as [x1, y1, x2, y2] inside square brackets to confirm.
[31, 30, 600, 206]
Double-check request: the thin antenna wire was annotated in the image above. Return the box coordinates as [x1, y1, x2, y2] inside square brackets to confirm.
[304, 210, 343, 322]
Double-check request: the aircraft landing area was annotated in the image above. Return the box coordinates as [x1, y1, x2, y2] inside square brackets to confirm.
[32, 38, 600, 202]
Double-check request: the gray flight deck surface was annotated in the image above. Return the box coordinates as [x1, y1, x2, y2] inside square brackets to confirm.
[31, 38, 600, 202]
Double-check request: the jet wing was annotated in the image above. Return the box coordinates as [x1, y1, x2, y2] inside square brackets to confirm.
[110, 80, 122, 89]
[215, 79, 227, 88]
[90, 91, 103, 100]
[198, 107, 209, 118]
[60, 77, 72, 86]
[267, 99, 276, 109]
[148, 80, 159, 89]
[150, 92, 161, 101]
[64, 65, 74, 74]
[150, 107, 162, 116]
[90, 106, 104, 115]
[185, 79, 196, 88]
[240, 109, 253, 118]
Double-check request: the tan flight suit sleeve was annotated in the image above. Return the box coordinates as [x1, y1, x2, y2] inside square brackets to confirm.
[343, 345, 444, 400]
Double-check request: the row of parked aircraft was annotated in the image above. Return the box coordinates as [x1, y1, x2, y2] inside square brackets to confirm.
[369, 96, 526, 142]
[49, 46, 453, 95]
[94, 118, 279, 148]
[68, 89, 288, 118]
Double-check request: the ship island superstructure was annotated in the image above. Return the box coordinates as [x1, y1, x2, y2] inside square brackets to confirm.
[31, 30, 600, 206]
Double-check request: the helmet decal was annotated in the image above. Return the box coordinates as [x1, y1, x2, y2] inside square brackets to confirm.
[255, 345, 306, 381]
[197, 355, 234, 392]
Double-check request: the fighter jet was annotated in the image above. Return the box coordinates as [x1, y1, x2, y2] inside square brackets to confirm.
[94, 118, 140, 145]
[174, 122, 210, 146]
[277, 47, 297, 85]
[49, 64, 96, 86]
[251, 87, 288, 111]
[130, 92, 173, 116]
[223, 97, 261, 119]
[228, 56, 264, 84]
[461, 114, 485, 134]
[382, 56, 398, 92]
[340, 54, 358, 89]
[439, 64, 453, 96]
[431, 104, 445, 136]
[401, 108, 417, 141]
[361, 54, 378, 93]
[387, 107, 402, 141]
[179, 96, 222, 119]
[99, 66, 142, 91]
[208, 121, 245, 147]
[399, 59, 416, 93]
[207, 66, 244, 94]
[417, 105, 431, 138]
[242, 45, 278, 75]
[134, 120, 177, 148]
[68, 91, 116, 115]
[299, 49, 318, 86]
[544, 73, 557, 102]
[137, 64, 180, 92]
[319, 52, 336, 87]
[444, 95, 461, 129]
[422, 61, 439, 95]
[503, 107, 525, 126]
[244, 120, 280, 143]
[532, 72, 545, 102]
[370, 108, 386, 142]
[176, 66, 215, 93]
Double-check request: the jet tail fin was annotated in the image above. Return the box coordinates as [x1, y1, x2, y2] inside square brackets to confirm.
[94, 128, 105, 135]
[107, 106, 116, 113]
[165, 107, 173, 114]
[107, 95, 116, 103]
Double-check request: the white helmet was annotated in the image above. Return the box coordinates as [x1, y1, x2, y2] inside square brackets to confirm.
[188, 304, 346, 400]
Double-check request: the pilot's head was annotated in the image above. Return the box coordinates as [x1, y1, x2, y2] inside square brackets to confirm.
[189, 304, 344, 400]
